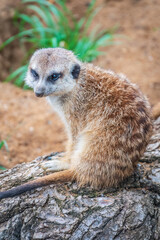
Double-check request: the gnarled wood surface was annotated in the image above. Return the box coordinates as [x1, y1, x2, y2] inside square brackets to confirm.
[0, 118, 160, 240]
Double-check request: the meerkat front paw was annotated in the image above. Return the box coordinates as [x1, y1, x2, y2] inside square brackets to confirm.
[41, 160, 70, 172]
[43, 152, 65, 161]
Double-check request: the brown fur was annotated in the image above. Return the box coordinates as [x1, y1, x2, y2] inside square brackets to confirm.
[62, 64, 153, 188]
[0, 48, 153, 199]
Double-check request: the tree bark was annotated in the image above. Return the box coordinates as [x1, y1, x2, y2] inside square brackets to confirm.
[0, 118, 160, 240]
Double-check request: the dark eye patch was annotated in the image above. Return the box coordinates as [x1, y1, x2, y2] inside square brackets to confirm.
[47, 73, 61, 82]
[31, 68, 39, 79]
[71, 64, 80, 79]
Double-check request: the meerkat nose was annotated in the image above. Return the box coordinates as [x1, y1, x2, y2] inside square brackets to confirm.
[35, 91, 44, 97]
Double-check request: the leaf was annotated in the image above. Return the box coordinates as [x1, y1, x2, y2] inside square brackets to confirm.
[0, 140, 9, 152]
[0, 141, 4, 150]
[0, 166, 7, 171]
[3, 140, 9, 152]
[5, 65, 27, 82]
[0, 29, 35, 50]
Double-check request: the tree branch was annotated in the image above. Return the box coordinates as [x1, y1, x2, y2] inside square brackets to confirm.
[0, 118, 160, 240]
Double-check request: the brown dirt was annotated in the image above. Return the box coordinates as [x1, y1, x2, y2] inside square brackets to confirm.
[0, 0, 160, 168]
[0, 83, 66, 168]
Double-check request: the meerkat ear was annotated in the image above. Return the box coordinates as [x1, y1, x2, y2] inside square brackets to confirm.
[71, 64, 81, 79]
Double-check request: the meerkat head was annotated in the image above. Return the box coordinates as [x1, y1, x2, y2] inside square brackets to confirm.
[25, 48, 81, 97]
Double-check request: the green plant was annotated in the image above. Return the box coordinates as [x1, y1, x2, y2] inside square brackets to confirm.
[0, 140, 8, 170]
[0, 140, 8, 151]
[1, 0, 115, 88]
[0, 165, 7, 170]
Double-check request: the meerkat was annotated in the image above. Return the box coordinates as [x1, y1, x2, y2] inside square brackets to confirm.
[0, 48, 153, 200]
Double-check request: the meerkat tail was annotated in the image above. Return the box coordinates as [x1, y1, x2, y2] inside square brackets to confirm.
[0, 169, 75, 200]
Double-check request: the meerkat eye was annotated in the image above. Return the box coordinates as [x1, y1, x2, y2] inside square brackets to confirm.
[31, 68, 39, 79]
[47, 73, 61, 82]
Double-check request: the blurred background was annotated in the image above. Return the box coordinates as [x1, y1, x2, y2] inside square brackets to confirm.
[0, 0, 160, 169]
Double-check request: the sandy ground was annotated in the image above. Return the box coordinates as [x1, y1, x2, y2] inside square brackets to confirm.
[0, 0, 160, 168]
[0, 83, 66, 168]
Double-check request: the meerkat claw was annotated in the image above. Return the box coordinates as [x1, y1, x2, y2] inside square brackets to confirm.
[44, 152, 65, 161]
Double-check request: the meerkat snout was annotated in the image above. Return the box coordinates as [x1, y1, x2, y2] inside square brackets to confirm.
[34, 79, 47, 97]
[34, 87, 45, 97]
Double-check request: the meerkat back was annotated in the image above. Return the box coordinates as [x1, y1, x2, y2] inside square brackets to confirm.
[72, 64, 153, 188]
